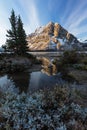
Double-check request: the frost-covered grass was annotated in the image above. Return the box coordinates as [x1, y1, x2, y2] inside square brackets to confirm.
[0, 82, 87, 130]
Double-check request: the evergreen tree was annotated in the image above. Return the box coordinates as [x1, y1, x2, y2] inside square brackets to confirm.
[6, 10, 28, 54]
[6, 9, 17, 52]
[2, 45, 7, 52]
[17, 15, 28, 54]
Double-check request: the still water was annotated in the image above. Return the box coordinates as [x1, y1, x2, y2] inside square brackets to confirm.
[0, 57, 66, 93]
[0, 70, 66, 93]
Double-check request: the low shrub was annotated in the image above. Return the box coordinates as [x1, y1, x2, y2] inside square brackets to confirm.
[62, 50, 80, 65]
[73, 64, 87, 70]
[54, 50, 80, 76]
[0, 83, 87, 130]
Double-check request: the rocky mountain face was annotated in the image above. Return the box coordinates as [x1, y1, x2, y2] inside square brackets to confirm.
[27, 22, 79, 50]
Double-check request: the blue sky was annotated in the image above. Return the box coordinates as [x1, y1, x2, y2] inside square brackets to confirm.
[0, 0, 87, 46]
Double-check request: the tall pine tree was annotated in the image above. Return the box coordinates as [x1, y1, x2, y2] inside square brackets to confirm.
[17, 15, 28, 54]
[6, 9, 17, 52]
[6, 9, 28, 54]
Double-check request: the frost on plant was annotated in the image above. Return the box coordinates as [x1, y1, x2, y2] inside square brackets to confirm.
[0, 82, 87, 130]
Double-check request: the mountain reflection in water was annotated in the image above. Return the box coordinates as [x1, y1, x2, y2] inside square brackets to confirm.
[0, 57, 65, 93]
[41, 57, 57, 76]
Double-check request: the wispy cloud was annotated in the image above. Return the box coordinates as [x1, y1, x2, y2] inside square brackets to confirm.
[18, 0, 41, 34]
[64, 0, 87, 27]
[0, 0, 41, 46]
[0, 2, 10, 46]
[66, 9, 87, 31]
[61, 0, 75, 23]
[1, 0, 87, 46]
[63, 0, 87, 39]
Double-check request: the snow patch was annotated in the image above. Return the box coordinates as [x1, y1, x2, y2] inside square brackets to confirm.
[35, 26, 44, 34]
[58, 38, 66, 45]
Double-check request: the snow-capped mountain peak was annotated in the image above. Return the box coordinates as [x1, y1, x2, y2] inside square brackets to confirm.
[27, 22, 79, 50]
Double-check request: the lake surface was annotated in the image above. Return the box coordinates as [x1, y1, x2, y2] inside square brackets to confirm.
[0, 55, 66, 93]
[0, 71, 66, 93]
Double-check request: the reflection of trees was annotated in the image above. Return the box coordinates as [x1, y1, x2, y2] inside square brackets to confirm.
[7, 72, 30, 93]
[41, 57, 57, 76]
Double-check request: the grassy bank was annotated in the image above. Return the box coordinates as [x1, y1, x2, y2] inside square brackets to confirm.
[53, 50, 87, 83]
[0, 53, 42, 73]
